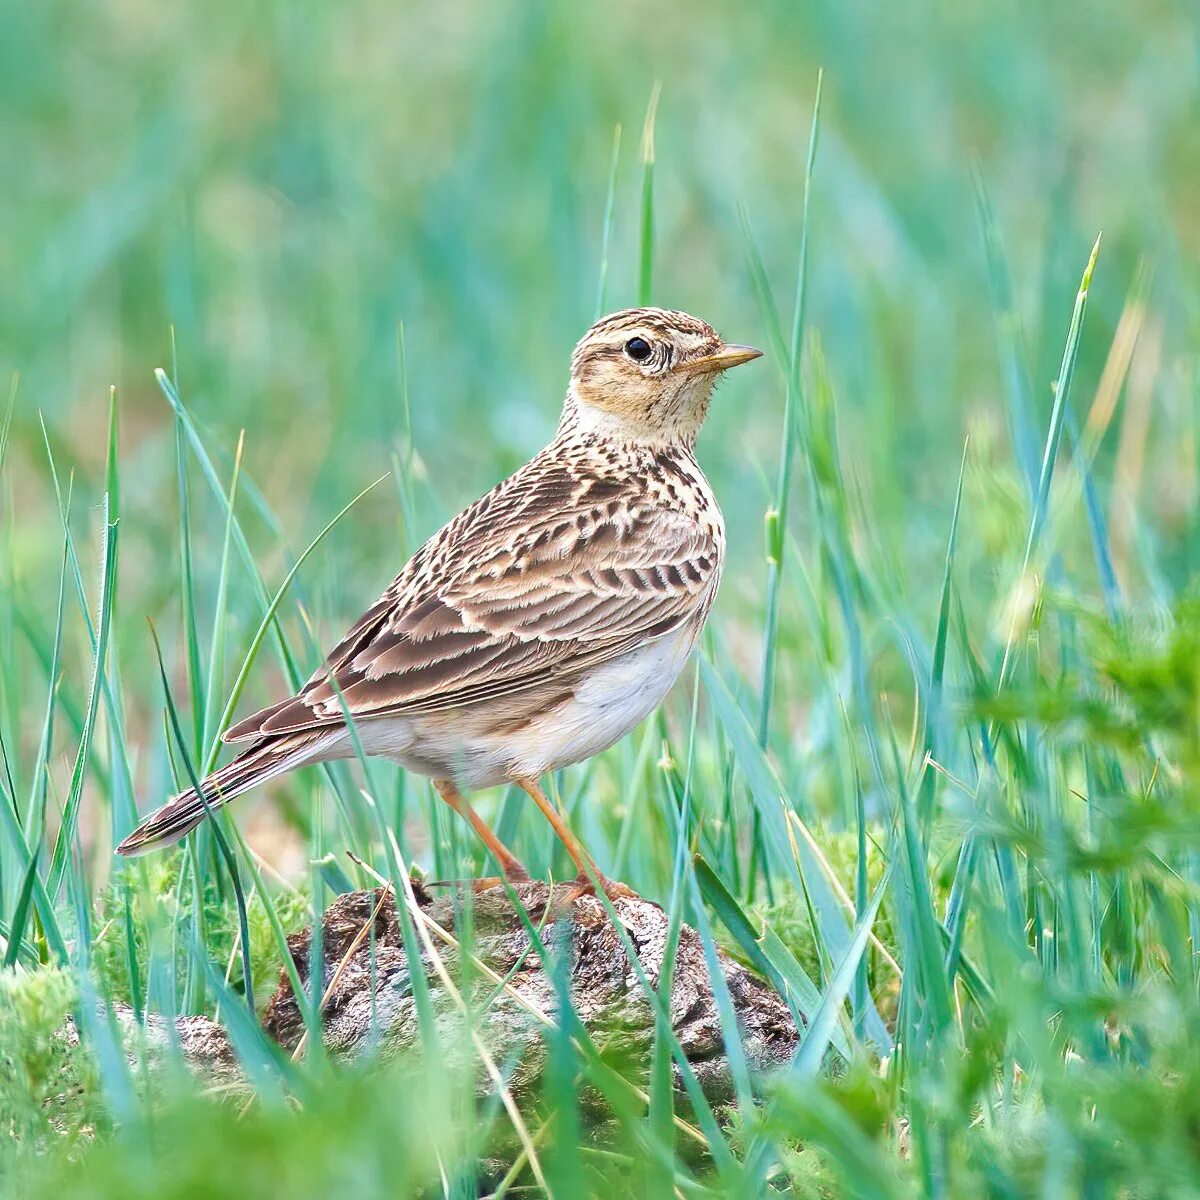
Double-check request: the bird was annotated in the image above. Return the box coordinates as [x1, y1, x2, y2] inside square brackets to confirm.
[117, 307, 762, 895]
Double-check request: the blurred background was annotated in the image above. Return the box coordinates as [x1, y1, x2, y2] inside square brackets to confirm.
[4, 7, 1200, 1190]
[0, 0, 1197, 857]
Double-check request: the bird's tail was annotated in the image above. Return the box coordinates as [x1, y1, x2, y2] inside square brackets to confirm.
[116, 731, 331, 856]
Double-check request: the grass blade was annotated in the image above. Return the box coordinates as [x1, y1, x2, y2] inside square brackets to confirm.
[791, 869, 891, 1078]
[757, 68, 823, 748]
[46, 497, 118, 899]
[202, 472, 387, 775]
[637, 83, 659, 306]
[149, 620, 256, 1014]
[2, 852, 40, 968]
[594, 123, 622, 318]
[998, 233, 1102, 687]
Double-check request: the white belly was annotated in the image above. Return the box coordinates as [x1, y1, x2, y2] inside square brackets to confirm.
[339, 622, 698, 789]
[495, 621, 697, 783]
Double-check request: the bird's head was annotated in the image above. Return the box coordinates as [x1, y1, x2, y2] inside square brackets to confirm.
[561, 307, 762, 447]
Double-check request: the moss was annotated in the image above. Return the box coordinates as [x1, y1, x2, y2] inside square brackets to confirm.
[94, 858, 312, 1012]
[746, 827, 901, 1024]
[0, 968, 105, 1174]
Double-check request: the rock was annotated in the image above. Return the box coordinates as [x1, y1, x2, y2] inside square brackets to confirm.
[108, 880, 802, 1105]
[260, 880, 802, 1103]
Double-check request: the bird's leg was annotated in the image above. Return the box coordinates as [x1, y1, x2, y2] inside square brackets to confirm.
[515, 777, 633, 901]
[431, 778, 531, 890]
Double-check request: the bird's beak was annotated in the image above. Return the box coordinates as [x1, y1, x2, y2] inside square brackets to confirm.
[674, 344, 764, 374]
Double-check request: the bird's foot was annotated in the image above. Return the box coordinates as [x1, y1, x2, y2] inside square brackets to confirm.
[426, 865, 532, 895]
[560, 870, 636, 905]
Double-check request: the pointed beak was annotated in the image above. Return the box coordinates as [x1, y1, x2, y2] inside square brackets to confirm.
[674, 343, 764, 375]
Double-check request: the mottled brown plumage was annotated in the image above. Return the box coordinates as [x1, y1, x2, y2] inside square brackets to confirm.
[117, 307, 761, 884]
[223, 444, 719, 736]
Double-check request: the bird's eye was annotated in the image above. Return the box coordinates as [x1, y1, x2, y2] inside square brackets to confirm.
[624, 337, 653, 362]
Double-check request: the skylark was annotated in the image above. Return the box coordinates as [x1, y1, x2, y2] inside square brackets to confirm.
[118, 308, 762, 892]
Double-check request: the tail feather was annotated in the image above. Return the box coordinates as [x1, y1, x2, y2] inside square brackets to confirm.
[116, 732, 330, 856]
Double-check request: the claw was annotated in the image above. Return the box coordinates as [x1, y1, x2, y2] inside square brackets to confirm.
[560, 871, 636, 905]
[426, 870, 530, 895]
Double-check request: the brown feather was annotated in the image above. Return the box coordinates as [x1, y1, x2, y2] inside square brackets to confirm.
[126, 305, 755, 857]
[222, 441, 721, 743]
[116, 731, 327, 855]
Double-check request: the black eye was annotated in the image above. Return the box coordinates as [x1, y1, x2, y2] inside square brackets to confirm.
[624, 337, 652, 362]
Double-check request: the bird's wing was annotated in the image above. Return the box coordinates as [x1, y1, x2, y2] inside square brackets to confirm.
[223, 454, 719, 741]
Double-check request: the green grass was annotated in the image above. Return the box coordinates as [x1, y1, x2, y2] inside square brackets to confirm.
[2, 0, 1199, 1194]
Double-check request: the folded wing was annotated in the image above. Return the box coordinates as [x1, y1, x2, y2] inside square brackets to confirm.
[224, 457, 719, 742]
